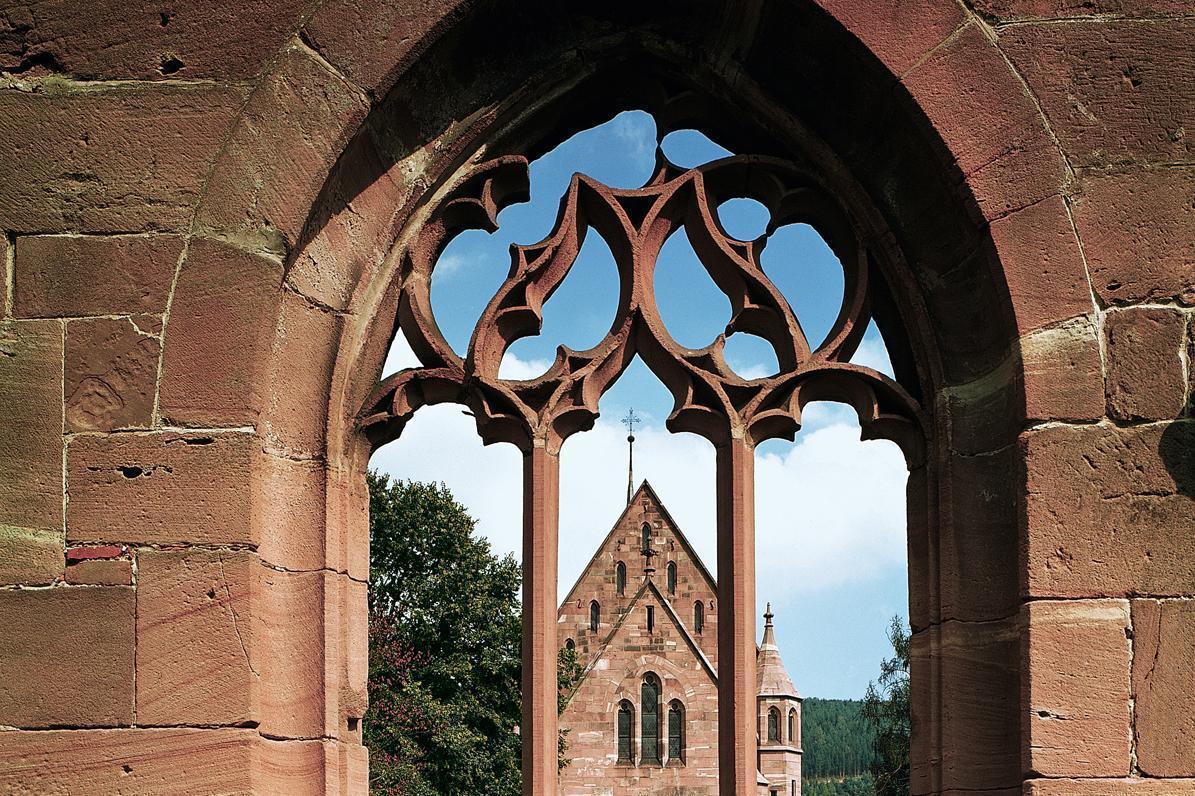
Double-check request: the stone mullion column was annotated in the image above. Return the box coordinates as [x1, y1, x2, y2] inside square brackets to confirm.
[522, 441, 560, 796]
[715, 434, 758, 796]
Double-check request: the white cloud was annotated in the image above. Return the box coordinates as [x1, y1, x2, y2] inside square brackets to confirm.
[498, 352, 554, 381]
[850, 333, 895, 378]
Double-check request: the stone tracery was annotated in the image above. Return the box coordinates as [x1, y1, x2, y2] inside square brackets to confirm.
[358, 134, 927, 796]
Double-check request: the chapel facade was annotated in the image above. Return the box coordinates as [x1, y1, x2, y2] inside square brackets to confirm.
[557, 482, 802, 796]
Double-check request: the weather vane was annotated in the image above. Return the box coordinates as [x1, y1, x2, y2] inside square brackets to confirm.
[622, 408, 639, 505]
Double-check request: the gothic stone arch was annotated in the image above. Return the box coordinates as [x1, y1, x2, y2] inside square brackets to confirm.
[0, 1, 1191, 795]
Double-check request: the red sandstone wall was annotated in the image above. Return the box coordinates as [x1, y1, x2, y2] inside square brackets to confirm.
[558, 484, 719, 669]
[0, 1, 1190, 794]
[559, 595, 720, 795]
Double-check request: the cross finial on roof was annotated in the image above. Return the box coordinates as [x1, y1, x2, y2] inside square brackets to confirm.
[622, 408, 639, 505]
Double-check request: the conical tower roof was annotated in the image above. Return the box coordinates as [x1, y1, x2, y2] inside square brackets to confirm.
[756, 603, 800, 699]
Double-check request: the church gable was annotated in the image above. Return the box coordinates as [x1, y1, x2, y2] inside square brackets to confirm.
[558, 482, 718, 668]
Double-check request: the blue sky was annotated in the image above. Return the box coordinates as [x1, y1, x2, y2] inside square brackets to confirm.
[374, 111, 909, 700]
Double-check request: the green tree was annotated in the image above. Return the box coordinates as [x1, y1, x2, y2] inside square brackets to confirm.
[365, 473, 585, 794]
[862, 616, 911, 796]
[366, 473, 522, 796]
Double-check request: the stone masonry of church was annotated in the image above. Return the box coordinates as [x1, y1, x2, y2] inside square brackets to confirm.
[557, 482, 802, 795]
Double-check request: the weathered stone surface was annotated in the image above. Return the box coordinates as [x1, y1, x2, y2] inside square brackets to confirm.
[1023, 422, 1194, 597]
[940, 447, 1020, 623]
[159, 239, 282, 427]
[975, 0, 1194, 19]
[13, 234, 180, 318]
[263, 290, 341, 457]
[1132, 599, 1195, 776]
[1071, 166, 1195, 306]
[1023, 599, 1132, 777]
[137, 549, 258, 726]
[0, 586, 134, 727]
[936, 618, 1021, 790]
[1000, 21, 1195, 167]
[0, 85, 243, 233]
[65, 316, 159, 432]
[903, 25, 1064, 218]
[813, 0, 965, 78]
[989, 195, 1092, 334]
[0, 524, 63, 585]
[253, 453, 328, 573]
[0, 0, 308, 81]
[65, 557, 133, 586]
[0, 320, 62, 532]
[196, 46, 370, 255]
[1025, 778, 1195, 796]
[303, 0, 472, 98]
[0, 727, 258, 794]
[67, 431, 256, 546]
[1020, 315, 1104, 422]
[255, 568, 326, 739]
[1104, 307, 1187, 421]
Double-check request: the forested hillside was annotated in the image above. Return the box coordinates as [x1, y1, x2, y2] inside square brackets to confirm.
[802, 698, 876, 778]
[801, 697, 876, 794]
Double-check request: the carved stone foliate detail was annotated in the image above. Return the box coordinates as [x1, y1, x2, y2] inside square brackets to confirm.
[361, 149, 924, 461]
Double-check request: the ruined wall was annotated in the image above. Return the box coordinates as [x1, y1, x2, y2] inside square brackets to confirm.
[0, 1, 1191, 794]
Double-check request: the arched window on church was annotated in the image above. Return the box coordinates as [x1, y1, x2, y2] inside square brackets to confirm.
[616, 561, 626, 596]
[667, 700, 685, 763]
[617, 700, 634, 763]
[693, 600, 704, 633]
[641, 673, 661, 764]
[666, 561, 677, 594]
[565, 638, 575, 652]
[590, 600, 600, 632]
[641, 523, 651, 554]
[768, 707, 781, 742]
[788, 708, 797, 746]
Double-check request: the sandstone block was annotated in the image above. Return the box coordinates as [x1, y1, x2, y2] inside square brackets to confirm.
[263, 290, 341, 457]
[255, 567, 326, 739]
[1132, 599, 1195, 776]
[0, 586, 134, 727]
[1000, 20, 1195, 167]
[1020, 315, 1104, 422]
[988, 195, 1091, 334]
[0, 727, 257, 794]
[1071, 166, 1195, 306]
[1025, 778, 1195, 796]
[65, 558, 133, 586]
[0, 320, 63, 532]
[67, 431, 257, 546]
[303, 0, 472, 98]
[903, 25, 1063, 218]
[66, 316, 160, 432]
[0, 524, 64, 585]
[940, 447, 1019, 623]
[136, 549, 259, 726]
[0, 0, 307, 81]
[974, 0, 1193, 20]
[0, 85, 243, 233]
[1105, 307, 1187, 421]
[1023, 599, 1132, 777]
[1023, 422, 1194, 597]
[253, 453, 329, 573]
[158, 238, 282, 427]
[937, 618, 1021, 790]
[13, 234, 179, 318]
[811, 0, 964, 77]
[196, 46, 370, 256]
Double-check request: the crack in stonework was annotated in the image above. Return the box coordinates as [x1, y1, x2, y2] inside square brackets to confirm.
[217, 554, 259, 678]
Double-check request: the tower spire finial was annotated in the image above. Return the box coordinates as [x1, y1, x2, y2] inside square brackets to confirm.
[622, 408, 639, 505]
